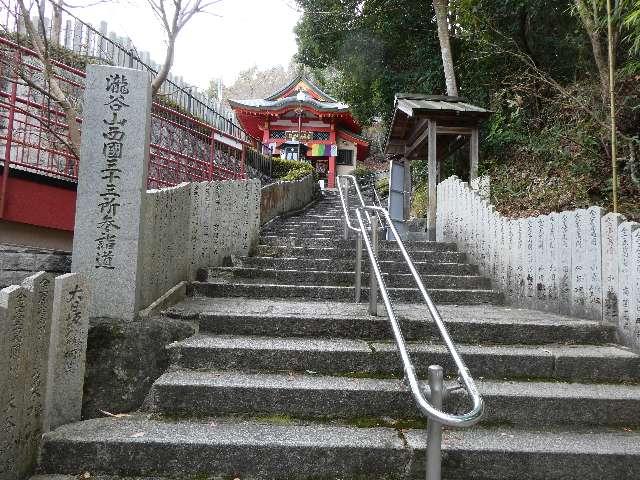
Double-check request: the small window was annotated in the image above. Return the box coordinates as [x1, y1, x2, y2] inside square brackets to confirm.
[336, 149, 353, 166]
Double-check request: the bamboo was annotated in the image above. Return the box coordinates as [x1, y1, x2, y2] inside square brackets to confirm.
[607, 0, 618, 213]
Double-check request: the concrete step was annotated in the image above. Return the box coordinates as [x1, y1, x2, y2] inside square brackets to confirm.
[168, 334, 639, 383]
[189, 281, 503, 305]
[232, 256, 479, 275]
[258, 236, 458, 251]
[38, 416, 640, 479]
[207, 267, 491, 289]
[182, 298, 615, 345]
[149, 370, 640, 427]
[255, 246, 466, 263]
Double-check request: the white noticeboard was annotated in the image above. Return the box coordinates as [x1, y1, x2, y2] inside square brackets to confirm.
[387, 160, 408, 240]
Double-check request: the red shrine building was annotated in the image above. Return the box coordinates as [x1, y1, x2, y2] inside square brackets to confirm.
[228, 75, 369, 188]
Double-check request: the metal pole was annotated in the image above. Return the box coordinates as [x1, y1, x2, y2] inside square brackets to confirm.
[343, 178, 350, 240]
[368, 215, 379, 315]
[355, 231, 362, 302]
[426, 365, 444, 480]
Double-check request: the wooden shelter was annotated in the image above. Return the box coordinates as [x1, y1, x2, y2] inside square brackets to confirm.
[385, 93, 492, 239]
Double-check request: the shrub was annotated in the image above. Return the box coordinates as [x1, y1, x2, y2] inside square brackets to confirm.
[375, 176, 389, 196]
[352, 163, 375, 185]
[272, 158, 314, 181]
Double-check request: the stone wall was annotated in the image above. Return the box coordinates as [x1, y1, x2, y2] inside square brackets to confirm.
[0, 272, 89, 480]
[140, 179, 260, 308]
[437, 176, 640, 351]
[260, 174, 316, 225]
[0, 244, 71, 289]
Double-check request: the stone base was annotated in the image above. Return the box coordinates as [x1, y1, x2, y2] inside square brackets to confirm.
[82, 315, 195, 419]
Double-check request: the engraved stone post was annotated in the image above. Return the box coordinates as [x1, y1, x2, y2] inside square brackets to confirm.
[601, 213, 624, 324]
[18, 272, 54, 478]
[0, 284, 31, 479]
[534, 215, 547, 311]
[569, 209, 588, 318]
[44, 273, 91, 431]
[72, 65, 151, 319]
[557, 211, 573, 315]
[524, 217, 536, 309]
[545, 214, 560, 313]
[632, 228, 640, 350]
[585, 207, 604, 320]
[618, 222, 639, 344]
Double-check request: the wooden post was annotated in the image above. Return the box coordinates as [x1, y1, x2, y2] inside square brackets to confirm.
[470, 128, 479, 183]
[427, 119, 437, 241]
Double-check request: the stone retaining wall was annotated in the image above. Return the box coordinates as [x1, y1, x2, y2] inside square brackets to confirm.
[260, 175, 315, 225]
[0, 244, 71, 289]
[437, 176, 640, 351]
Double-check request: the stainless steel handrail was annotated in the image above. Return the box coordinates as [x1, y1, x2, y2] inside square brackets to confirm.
[355, 205, 484, 427]
[336, 174, 372, 232]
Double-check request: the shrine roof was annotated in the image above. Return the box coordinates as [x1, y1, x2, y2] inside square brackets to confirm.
[264, 74, 338, 102]
[227, 96, 350, 113]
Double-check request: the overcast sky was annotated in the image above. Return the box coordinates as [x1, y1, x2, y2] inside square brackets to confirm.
[77, 0, 301, 90]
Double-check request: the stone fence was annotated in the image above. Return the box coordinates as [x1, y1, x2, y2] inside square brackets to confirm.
[436, 176, 640, 351]
[0, 271, 90, 480]
[260, 174, 316, 225]
[140, 179, 260, 309]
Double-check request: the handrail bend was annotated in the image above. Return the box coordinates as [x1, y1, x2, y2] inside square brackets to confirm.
[355, 206, 484, 427]
[336, 174, 372, 232]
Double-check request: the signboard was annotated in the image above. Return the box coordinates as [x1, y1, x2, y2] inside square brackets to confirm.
[387, 160, 408, 241]
[285, 130, 312, 142]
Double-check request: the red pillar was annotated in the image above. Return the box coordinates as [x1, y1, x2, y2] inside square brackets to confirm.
[328, 122, 337, 188]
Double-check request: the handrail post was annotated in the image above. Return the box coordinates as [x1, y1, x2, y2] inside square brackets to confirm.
[355, 231, 362, 302]
[368, 215, 379, 315]
[426, 365, 444, 480]
[343, 178, 350, 240]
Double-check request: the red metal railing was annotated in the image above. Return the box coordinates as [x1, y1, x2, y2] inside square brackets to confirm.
[0, 35, 272, 216]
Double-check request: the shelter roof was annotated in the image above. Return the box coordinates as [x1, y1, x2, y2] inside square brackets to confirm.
[385, 93, 492, 159]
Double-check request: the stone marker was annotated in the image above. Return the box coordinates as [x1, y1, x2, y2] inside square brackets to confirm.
[0, 284, 31, 479]
[618, 222, 640, 344]
[534, 216, 547, 311]
[72, 65, 151, 319]
[18, 272, 54, 478]
[545, 214, 560, 313]
[524, 217, 536, 309]
[557, 211, 572, 315]
[585, 207, 604, 320]
[45, 273, 91, 431]
[601, 213, 624, 324]
[632, 228, 640, 349]
[569, 209, 588, 318]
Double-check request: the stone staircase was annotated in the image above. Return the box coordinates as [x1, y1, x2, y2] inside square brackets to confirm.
[35, 191, 640, 479]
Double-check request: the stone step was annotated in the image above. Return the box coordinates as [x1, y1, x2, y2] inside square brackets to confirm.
[189, 281, 503, 305]
[149, 370, 640, 427]
[233, 256, 479, 275]
[167, 334, 639, 383]
[176, 298, 615, 345]
[38, 416, 640, 479]
[258, 236, 458, 251]
[207, 267, 491, 289]
[255, 246, 466, 263]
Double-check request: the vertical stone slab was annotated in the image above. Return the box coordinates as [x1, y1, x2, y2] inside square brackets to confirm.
[18, 272, 54, 478]
[618, 222, 639, 343]
[0, 284, 31, 480]
[534, 215, 547, 311]
[601, 213, 624, 324]
[545, 214, 560, 313]
[557, 211, 573, 315]
[189, 181, 202, 279]
[524, 217, 536, 309]
[570, 209, 588, 318]
[512, 219, 526, 306]
[45, 273, 91, 431]
[585, 207, 604, 320]
[632, 228, 640, 350]
[72, 65, 151, 319]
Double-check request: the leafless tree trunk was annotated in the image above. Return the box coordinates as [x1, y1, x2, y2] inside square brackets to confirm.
[146, 0, 220, 96]
[16, 0, 81, 157]
[433, 0, 458, 96]
[51, 0, 63, 45]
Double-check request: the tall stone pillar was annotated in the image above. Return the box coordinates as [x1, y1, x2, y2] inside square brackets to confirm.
[71, 65, 152, 319]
